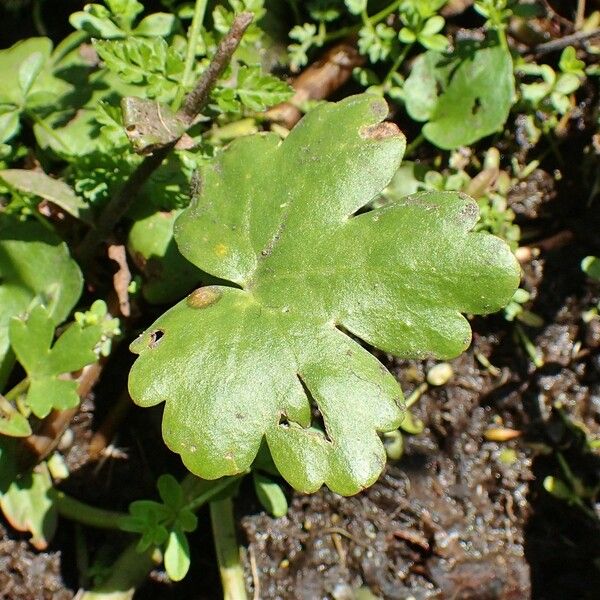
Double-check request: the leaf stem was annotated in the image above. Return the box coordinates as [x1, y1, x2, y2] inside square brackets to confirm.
[0, 393, 19, 417]
[79, 541, 160, 599]
[210, 496, 248, 600]
[76, 12, 253, 265]
[4, 378, 29, 403]
[324, 0, 402, 43]
[172, 0, 209, 112]
[383, 42, 413, 85]
[404, 131, 425, 157]
[185, 475, 241, 513]
[50, 488, 128, 529]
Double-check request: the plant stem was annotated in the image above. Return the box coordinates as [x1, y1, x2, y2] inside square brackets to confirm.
[531, 27, 600, 56]
[50, 488, 128, 529]
[185, 475, 241, 512]
[384, 42, 413, 85]
[76, 12, 254, 265]
[0, 393, 19, 417]
[404, 131, 425, 157]
[80, 541, 160, 600]
[181, 12, 253, 123]
[210, 497, 248, 600]
[324, 0, 402, 43]
[4, 378, 29, 403]
[575, 0, 586, 30]
[173, 0, 209, 112]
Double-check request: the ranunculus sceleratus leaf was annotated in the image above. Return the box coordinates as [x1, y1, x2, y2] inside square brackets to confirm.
[128, 94, 519, 495]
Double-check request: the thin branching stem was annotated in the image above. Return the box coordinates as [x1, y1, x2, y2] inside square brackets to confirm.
[50, 489, 128, 529]
[76, 12, 253, 265]
[532, 28, 600, 56]
[173, 0, 209, 111]
[324, 0, 402, 43]
[181, 12, 253, 123]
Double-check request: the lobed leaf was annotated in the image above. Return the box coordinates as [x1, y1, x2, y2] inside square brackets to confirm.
[10, 306, 102, 418]
[0, 440, 57, 550]
[129, 94, 519, 495]
[404, 44, 515, 149]
[0, 217, 83, 387]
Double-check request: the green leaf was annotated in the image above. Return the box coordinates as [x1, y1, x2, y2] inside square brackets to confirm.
[69, 12, 124, 38]
[128, 94, 519, 495]
[9, 305, 102, 418]
[554, 73, 580, 96]
[421, 15, 445, 36]
[404, 44, 515, 149]
[18, 51, 45, 97]
[253, 472, 288, 518]
[543, 476, 574, 501]
[164, 527, 191, 581]
[403, 51, 452, 122]
[120, 499, 169, 550]
[345, 0, 367, 15]
[93, 38, 184, 102]
[398, 410, 424, 434]
[128, 209, 205, 304]
[134, 13, 177, 37]
[0, 169, 90, 222]
[0, 38, 52, 108]
[157, 473, 183, 508]
[559, 46, 585, 77]
[423, 45, 514, 149]
[0, 110, 20, 144]
[236, 66, 294, 112]
[582, 256, 600, 281]
[0, 217, 83, 388]
[0, 398, 32, 437]
[358, 24, 395, 63]
[0, 442, 57, 550]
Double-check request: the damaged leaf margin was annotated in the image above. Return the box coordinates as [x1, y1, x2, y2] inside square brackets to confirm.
[128, 94, 520, 495]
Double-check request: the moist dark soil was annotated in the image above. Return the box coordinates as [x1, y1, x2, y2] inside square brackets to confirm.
[2, 163, 600, 600]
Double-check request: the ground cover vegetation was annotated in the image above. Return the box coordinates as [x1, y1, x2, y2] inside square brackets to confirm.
[0, 0, 599, 598]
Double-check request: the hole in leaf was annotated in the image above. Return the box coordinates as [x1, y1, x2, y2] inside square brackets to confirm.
[148, 329, 164, 348]
[471, 97, 482, 116]
[297, 374, 332, 443]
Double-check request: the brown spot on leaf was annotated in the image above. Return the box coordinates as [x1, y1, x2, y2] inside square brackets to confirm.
[186, 286, 222, 309]
[359, 122, 401, 140]
[458, 197, 479, 224]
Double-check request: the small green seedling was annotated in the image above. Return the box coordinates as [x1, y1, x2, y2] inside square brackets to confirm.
[128, 94, 519, 496]
[0, 217, 82, 388]
[403, 41, 515, 149]
[9, 305, 103, 419]
[120, 474, 198, 581]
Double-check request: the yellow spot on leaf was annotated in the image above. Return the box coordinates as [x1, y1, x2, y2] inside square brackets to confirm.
[214, 243, 228, 256]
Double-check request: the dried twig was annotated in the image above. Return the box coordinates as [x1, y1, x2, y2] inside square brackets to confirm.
[532, 27, 600, 56]
[107, 244, 132, 317]
[266, 42, 363, 130]
[76, 12, 253, 264]
[181, 12, 253, 123]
